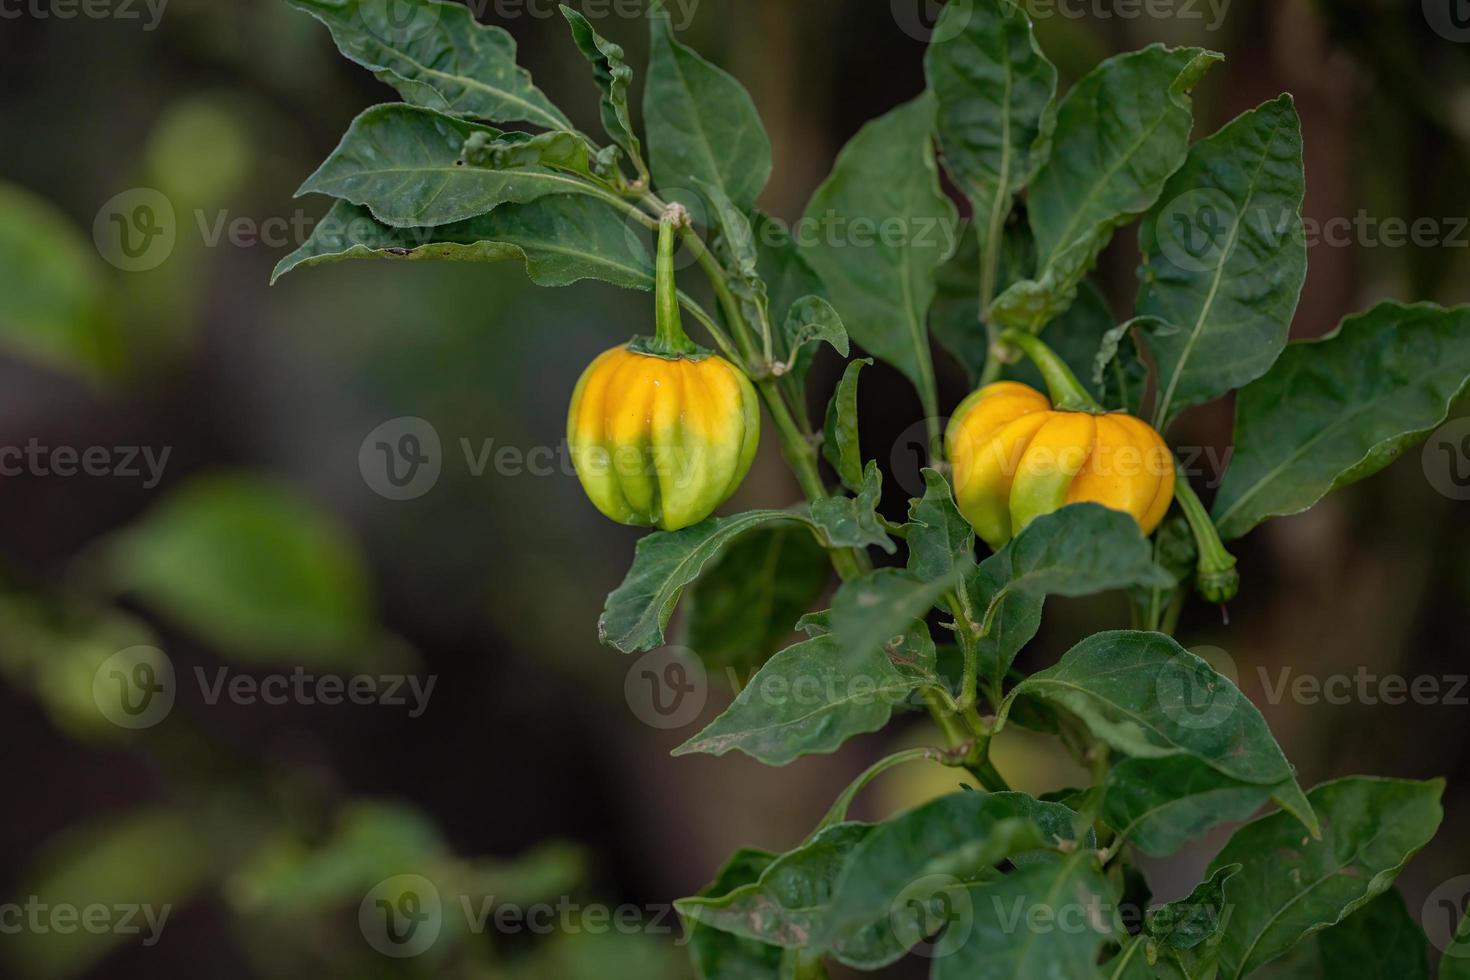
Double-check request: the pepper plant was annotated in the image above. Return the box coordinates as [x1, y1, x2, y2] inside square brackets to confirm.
[278, 0, 1470, 976]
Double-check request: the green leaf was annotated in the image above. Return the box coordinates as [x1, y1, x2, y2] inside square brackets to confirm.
[970, 504, 1174, 692]
[1142, 95, 1308, 426]
[1440, 904, 1470, 980]
[1143, 864, 1240, 979]
[673, 628, 935, 765]
[684, 850, 784, 980]
[930, 219, 1034, 382]
[297, 105, 593, 228]
[818, 791, 1088, 967]
[905, 469, 976, 584]
[1009, 630, 1318, 837]
[1212, 301, 1470, 540]
[644, 4, 771, 209]
[272, 197, 652, 288]
[1299, 889, 1430, 980]
[757, 212, 829, 384]
[1209, 777, 1444, 979]
[599, 510, 815, 653]
[831, 567, 961, 672]
[933, 850, 1117, 980]
[992, 45, 1221, 332]
[783, 296, 849, 364]
[677, 825, 895, 961]
[809, 461, 896, 553]
[681, 527, 832, 677]
[926, 0, 1056, 246]
[802, 94, 958, 421]
[285, 0, 572, 131]
[821, 358, 871, 493]
[101, 474, 378, 664]
[559, 5, 643, 172]
[1104, 755, 1277, 858]
[0, 182, 112, 380]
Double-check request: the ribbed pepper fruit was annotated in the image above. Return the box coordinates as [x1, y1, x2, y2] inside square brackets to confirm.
[946, 380, 1175, 550]
[567, 206, 760, 532]
[568, 345, 759, 531]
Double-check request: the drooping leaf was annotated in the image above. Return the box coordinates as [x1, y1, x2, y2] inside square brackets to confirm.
[1209, 777, 1444, 979]
[644, 4, 771, 209]
[991, 45, 1221, 332]
[272, 197, 653, 288]
[1440, 905, 1470, 980]
[684, 849, 784, 980]
[818, 791, 1087, 967]
[673, 625, 935, 765]
[599, 510, 816, 653]
[1008, 630, 1318, 837]
[905, 469, 976, 584]
[297, 105, 593, 228]
[1212, 301, 1470, 540]
[831, 567, 965, 669]
[1104, 755, 1276, 858]
[803, 94, 959, 421]
[681, 527, 832, 677]
[783, 296, 849, 364]
[926, 0, 1056, 252]
[968, 504, 1174, 692]
[1142, 95, 1308, 426]
[1144, 864, 1240, 979]
[285, 0, 572, 131]
[809, 461, 895, 553]
[932, 850, 1117, 980]
[822, 358, 871, 492]
[559, 5, 643, 172]
[101, 474, 378, 665]
[0, 182, 113, 380]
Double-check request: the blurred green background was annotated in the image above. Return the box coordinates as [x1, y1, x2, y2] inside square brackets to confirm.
[1, 0, 1469, 976]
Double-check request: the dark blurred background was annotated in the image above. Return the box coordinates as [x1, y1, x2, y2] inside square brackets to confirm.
[1, 0, 1468, 976]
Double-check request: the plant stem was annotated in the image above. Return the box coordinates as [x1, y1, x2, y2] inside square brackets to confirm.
[653, 212, 696, 355]
[999, 329, 1102, 413]
[978, 188, 1009, 386]
[811, 747, 942, 836]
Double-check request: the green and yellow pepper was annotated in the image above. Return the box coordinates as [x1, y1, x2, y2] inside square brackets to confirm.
[567, 211, 760, 531]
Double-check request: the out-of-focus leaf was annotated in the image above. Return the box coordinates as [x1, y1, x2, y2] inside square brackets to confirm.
[0, 182, 113, 379]
[101, 473, 378, 664]
[684, 850, 784, 979]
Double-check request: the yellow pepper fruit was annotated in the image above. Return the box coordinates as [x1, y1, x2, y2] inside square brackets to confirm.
[945, 381, 1175, 550]
[568, 345, 759, 531]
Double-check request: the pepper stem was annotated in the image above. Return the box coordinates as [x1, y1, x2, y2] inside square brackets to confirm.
[997, 329, 1102, 413]
[1173, 464, 1240, 605]
[653, 205, 696, 356]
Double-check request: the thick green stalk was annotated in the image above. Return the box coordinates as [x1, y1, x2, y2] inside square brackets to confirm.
[999, 329, 1101, 412]
[652, 213, 697, 355]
